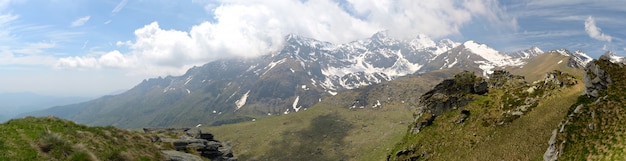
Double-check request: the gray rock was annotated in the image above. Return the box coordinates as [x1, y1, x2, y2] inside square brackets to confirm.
[573, 104, 583, 114]
[583, 60, 612, 98]
[544, 129, 559, 161]
[162, 150, 204, 161]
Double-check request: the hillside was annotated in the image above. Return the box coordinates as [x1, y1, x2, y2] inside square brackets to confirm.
[0, 117, 164, 160]
[203, 68, 462, 161]
[389, 69, 583, 160]
[505, 49, 588, 82]
[545, 55, 626, 160]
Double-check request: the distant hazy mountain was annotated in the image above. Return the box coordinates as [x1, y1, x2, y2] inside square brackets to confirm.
[27, 32, 592, 128]
[0, 92, 90, 122]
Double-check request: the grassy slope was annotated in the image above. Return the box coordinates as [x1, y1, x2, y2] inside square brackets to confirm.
[390, 75, 583, 160]
[0, 117, 164, 161]
[557, 59, 626, 160]
[464, 83, 583, 160]
[506, 51, 584, 81]
[204, 69, 462, 161]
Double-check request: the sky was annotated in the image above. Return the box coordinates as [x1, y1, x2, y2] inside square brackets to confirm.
[0, 0, 624, 97]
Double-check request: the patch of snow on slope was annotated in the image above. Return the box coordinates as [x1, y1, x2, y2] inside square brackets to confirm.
[327, 90, 337, 95]
[557, 60, 563, 64]
[262, 58, 286, 76]
[447, 58, 458, 68]
[322, 50, 421, 80]
[464, 41, 510, 63]
[464, 41, 524, 76]
[609, 55, 623, 63]
[235, 90, 250, 110]
[283, 108, 290, 115]
[184, 76, 193, 85]
[292, 96, 301, 112]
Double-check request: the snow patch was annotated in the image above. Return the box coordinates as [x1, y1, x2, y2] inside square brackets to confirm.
[557, 60, 563, 64]
[292, 96, 301, 112]
[235, 90, 251, 110]
[186, 89, 191, 94]
[372, 100, 382, 108]
[184, 76, 193, 85]
[283, 108, 290, 115]
[327, 90, 337, 95]
[262, 58, 286, 76]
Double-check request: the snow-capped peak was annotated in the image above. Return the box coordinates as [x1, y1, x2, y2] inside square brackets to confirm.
[511, 46, 544, 59]
[553, 49, 592, 69]
[462, 40, 512, 63]
[459, 40, 524, 76]
[531, 46, 544, 54]
[555, 49, 571, 57]
[602, 51, 625, 63]
[573, 50, 592, 62]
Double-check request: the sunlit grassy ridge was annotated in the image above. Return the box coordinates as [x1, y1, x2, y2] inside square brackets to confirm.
[389, 70, 584, 160]
[556, 58, 626, 160]
[0, 116, 164, 161]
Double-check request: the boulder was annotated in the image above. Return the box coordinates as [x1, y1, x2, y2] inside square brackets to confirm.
[162, 150, 204, 161]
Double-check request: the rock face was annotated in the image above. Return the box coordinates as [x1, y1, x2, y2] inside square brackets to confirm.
[411, 71, 487, 133]
[583, 55, 613, 98]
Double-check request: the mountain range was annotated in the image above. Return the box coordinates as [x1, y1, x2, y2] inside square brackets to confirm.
[26, 31, 591, 128]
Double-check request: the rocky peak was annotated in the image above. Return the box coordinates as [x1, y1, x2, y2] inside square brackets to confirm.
[510, 46, 544, 59]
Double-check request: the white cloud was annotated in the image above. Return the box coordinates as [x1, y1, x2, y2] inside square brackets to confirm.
[70, 16, 90, 27]
[112, 0, 129, 13]
[55, 50, 135, 69]
[584, 16, 612, 42]
[57, 0, 516, 77]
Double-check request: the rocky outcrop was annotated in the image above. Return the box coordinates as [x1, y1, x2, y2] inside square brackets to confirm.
[147, 127, 237, 161]
[411, 71, 486, 133]
[583, 55, 613, 98]
[488, 70, 526, 88]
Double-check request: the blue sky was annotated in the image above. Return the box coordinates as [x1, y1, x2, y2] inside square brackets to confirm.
[0, 0, 624, 96]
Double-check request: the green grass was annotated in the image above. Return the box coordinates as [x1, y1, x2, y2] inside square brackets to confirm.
[0, 116, 164, 161]
[389, 71, 584, 160]
[556, 59, 626, 160]
[203, 69, 461, 161]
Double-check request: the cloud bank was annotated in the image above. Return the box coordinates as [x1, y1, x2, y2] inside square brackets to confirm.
[585, 16, 612, 42]
[56, 0, 517, 76]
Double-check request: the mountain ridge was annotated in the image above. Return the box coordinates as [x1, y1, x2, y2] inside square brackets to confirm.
[24, 32, 596, 128]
